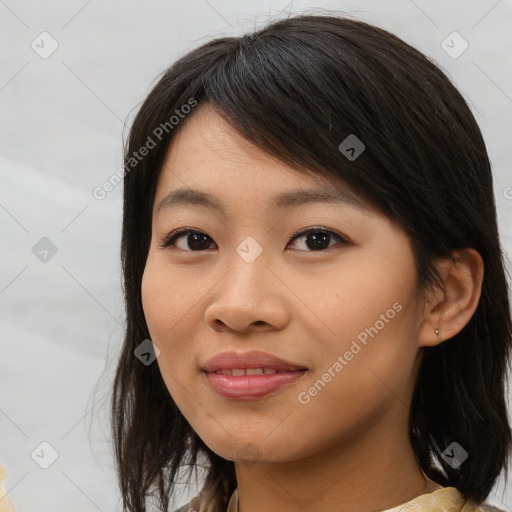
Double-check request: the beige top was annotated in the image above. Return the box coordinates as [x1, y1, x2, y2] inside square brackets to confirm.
[0, 464, 16, 512]
[177, 485, 507, 512]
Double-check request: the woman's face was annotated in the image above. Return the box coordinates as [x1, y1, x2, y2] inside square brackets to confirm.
[141, 104, 426, 463]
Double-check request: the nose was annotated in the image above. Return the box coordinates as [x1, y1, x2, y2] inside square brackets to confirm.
[204, 247, 290, 334]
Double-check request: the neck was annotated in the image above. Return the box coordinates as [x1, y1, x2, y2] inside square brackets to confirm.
[233, 411, 441, 512]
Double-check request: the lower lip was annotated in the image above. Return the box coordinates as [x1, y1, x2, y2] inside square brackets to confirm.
[204, 370, 307, 399]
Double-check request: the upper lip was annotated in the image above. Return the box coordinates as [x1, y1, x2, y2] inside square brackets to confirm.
[202, 350, 307, 372]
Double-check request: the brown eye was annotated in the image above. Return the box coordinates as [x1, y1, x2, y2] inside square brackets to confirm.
[160, 229, 215, 251]
[159, 227, 348, 252]
[287, 228, 347, 251]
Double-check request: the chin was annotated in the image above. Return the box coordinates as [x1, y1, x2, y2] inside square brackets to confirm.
[198, 432, 300, 465]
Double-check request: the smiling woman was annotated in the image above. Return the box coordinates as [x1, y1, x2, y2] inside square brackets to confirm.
[110, 13, 512, 512]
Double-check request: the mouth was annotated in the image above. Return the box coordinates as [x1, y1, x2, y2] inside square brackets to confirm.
[202, 349, 307, 373]
[201, 350, 308, 400]
[207, 367, 300, 376]
[203, 369, 307, 399]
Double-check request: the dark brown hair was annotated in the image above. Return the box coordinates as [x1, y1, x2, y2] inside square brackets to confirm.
[111, 13, 512, 512]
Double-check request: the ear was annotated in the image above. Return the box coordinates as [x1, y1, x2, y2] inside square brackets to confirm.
[417, 248, 484, 347]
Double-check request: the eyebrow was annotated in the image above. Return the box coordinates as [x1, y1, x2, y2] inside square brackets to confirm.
[156, 185, 370, 215]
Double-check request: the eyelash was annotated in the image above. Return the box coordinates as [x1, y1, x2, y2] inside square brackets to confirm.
[158, 226, 349, 252]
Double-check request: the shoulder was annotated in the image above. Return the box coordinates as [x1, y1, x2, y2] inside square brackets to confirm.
[385, 487, 509, 512]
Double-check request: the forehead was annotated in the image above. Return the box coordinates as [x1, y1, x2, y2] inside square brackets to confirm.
[154, 104, 374, 215]
[157, 104, 304, 185]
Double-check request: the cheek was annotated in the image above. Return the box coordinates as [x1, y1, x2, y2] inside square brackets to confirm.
[141, 259, 170, 340]
[287, 309, 420, 460]
[141, 252, 194, 341]
[141, 256, 186, 377]
[140, 252, 204, 402]
[289, 248, 420, 421]
[290, 241, 418, 353]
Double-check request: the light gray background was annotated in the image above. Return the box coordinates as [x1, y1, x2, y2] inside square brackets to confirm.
[1, 0, 511, 510]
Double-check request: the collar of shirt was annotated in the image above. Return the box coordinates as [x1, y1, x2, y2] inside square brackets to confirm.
[224, 486, 506, 512]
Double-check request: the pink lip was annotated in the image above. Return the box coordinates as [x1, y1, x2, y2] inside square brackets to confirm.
[204, 370, 307, 399]
[202, 350, 307, 372]
[202, 350, 308, 400]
